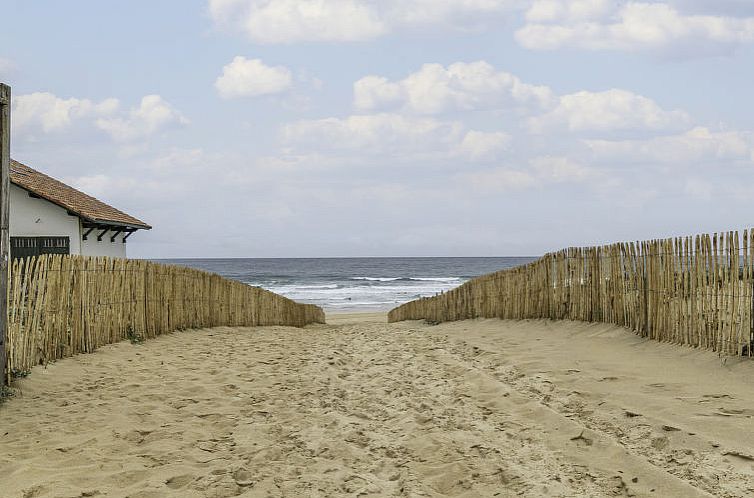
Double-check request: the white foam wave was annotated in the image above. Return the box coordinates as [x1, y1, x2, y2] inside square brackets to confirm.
[259, 276, 466, 311]
[352, 277, 401, 281]
[410, 277, 461, 282]
[351, 276, 461, 283]
[328, 301, 387, 308]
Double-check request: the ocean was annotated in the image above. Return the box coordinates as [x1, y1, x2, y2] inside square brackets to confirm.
[157, 257, 536, 312]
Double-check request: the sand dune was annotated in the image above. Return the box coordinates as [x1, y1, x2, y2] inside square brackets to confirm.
[1, 313, 753, 497]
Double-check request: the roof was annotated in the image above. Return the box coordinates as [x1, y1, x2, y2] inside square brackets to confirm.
[9, 159, 151, 230]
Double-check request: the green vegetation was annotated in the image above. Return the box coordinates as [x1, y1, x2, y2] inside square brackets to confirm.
[0, 385, 15, 405]
[126, 325, 144, 345]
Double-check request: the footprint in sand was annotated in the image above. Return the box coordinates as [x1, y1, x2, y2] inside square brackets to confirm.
[651, 436, 669, 450]
[569, 430, 593, 447]
[165, 474, 194, 490]
[599, 376, 619, 382]
[703, 393, 734, 399]
[232, 468, 255, 487]
[713, 407, 753, 418]
[722, 451, 754, 474]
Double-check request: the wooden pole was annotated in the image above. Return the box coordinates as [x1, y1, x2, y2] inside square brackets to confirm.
[0, 84, 10, 385]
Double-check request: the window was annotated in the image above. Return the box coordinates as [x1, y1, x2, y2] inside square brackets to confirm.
[11, 236, 70, 259]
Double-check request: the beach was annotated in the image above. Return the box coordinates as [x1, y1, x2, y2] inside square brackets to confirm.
[161, 257, 535, 312]
[2, 314, 753, 497]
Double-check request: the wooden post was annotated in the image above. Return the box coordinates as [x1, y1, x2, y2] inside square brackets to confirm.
[0, 84, 10, 385]
[746, 278, 754, 356]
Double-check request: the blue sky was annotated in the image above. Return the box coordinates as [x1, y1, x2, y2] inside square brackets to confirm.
[2, 0, 754, 258]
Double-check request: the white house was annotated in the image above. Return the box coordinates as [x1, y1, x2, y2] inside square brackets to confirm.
[9, 159, 151, 259]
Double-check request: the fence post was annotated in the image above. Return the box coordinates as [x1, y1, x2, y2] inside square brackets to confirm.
[751, 279, 754, 356]
[642, 252, 649, 338]
[143, 263, 149, 338]
[0, 84, 10, 385]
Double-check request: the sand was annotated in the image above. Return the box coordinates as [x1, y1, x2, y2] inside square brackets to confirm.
[1, 313, 753, 497]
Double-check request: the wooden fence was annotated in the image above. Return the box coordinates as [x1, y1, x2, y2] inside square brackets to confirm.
[389, 230, 754, 356]
[5, 254, 325, 380]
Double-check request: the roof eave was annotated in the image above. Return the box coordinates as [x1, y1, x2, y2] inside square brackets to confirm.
[11, 179, 151, 231]
[89, 218, 152, 230]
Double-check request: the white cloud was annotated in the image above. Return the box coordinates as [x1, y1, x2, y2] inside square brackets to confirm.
[467, 155, 599, 192]
[69, 174, 138, 200]
[209, 0, 386, 43]
[516, 1, 754, 56]
[387, 0, 523, 27]
[96, 99, 120, 114]
[209, 0, 520, 43]
[215, 56, 293, 99]
[283, 112, 511, 161]
[525, 0, 612, 23]
[354, 61, 553, 114]
[96, 95, 188, 142]
[585, 126, 754, 164]
[13, 92, 118, 133]
[353, 76, 402, 111]
[354, 62, 694, 139]
[12, 92, 187, 143]
[459, 130, 511, 160]
[528, 89, 691, 133]
[283, 113, 463, 154]
[67, 149, 209, 202]
[68, 171, 193, 206]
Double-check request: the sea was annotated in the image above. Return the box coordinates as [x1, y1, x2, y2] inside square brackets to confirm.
[157, 257, 536, 312]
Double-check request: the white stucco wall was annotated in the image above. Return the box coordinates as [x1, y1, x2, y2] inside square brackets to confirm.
[10, 183, 82, 254]
[10, 183, 131, 258]
[81, 232, 127, 258]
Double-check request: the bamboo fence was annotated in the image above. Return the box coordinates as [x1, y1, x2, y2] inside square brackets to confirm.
[389, 230, 754, 356]
[5, 254, 325, 379]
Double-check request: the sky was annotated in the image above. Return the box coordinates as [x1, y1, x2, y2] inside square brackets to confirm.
[1, 0, 754, 258]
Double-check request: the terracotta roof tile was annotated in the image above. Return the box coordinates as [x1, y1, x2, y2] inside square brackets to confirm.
[10, 159, 151, 229]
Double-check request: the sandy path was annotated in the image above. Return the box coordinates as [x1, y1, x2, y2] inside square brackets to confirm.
[1, 314, 753, 497]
